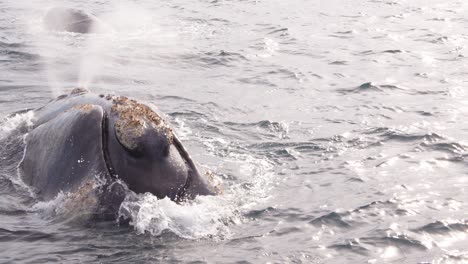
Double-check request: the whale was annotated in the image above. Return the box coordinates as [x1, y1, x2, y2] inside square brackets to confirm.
[18, 88, 218, 219]
[43, 7, 105, 34]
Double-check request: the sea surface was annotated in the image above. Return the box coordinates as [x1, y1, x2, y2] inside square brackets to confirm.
[1, 0, 468, 263]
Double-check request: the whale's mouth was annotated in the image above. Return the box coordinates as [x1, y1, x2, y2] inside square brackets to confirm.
[101, 111, 117, 180]
[171, 134, 197, 202]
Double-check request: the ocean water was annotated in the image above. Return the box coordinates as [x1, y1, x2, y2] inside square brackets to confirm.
[1, 0, 468, 263]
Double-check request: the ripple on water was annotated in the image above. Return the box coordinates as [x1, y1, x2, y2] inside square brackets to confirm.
[180, 50, 248, 68]
[223, 120, 290, 140]
[362, 127, 445, 143]
[339, 82, 407, 93]
[0, 228, 55, 243]
[310, 211, 354, 229]
[412, 219, 468, 235]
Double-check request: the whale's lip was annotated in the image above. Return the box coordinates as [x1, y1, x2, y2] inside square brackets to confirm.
[172, 133, 197, 202]
[101, 110, 118, 181]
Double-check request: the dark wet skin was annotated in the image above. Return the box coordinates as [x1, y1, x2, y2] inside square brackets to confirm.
[20, 88, 217, 218]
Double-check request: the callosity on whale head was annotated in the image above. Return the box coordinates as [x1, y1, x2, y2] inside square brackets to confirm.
[19, 88, 219, 219]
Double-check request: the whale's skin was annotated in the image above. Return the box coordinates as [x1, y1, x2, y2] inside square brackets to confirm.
[19, 88, 217, 219]
[43, 7, 104, 34]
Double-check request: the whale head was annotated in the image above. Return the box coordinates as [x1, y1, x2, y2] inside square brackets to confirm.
[104, 96, 217, 201]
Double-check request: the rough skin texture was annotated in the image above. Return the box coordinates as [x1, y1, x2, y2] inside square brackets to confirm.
[110, 96, 174, 151]
[71, 103, 95, 113]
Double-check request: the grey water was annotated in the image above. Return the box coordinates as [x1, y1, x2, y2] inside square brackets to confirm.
[1, 0, 468, 263]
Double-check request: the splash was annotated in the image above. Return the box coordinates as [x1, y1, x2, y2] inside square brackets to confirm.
[31, 190, 100, 224]
[0, 111, 34, 139]
[119, 193, 238, 239]
[30, 176, 110, 223]
[116, 137, 276, 239]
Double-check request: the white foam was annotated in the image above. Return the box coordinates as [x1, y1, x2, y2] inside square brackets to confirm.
[173, 117, 193, 140]
[30, 176, 108, 222]
[31, 191, 69, 217]
[119, 193, 237, 239]
[0, 111, 34, 139]
[257, 37, 280, 58]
